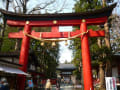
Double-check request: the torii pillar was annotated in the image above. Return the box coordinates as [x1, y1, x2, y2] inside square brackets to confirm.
[80, 19, 93, 90]
[17, 21, 31, 90]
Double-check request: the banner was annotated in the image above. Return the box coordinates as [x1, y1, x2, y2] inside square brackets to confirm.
[105, 77, 117, 90]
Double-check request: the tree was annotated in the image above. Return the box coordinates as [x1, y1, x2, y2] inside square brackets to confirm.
[72, 0, 114, 89]
[30, 39, 59, 78]
[70, 0, 103, 86]
[8, 0, 68, 14]
[109, 14, 120, 52]
[0, 26, 17, 52]
[0, 0, 13, 50]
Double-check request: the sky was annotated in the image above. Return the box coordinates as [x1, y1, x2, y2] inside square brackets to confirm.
[59, 27, 73, 63]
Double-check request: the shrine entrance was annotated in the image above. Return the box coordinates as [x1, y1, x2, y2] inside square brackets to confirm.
[0, 3, 116, 90]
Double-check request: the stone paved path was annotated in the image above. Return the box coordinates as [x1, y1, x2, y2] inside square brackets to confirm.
[52, 84, 82, 90]
[52, 85, 73, 90]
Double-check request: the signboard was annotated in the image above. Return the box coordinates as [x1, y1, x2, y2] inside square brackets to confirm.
[28, 80, 34, 88]
[105, 77, 117, 90]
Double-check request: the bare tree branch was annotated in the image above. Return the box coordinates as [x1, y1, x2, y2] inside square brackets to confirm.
[14, 0, 20, 6]
[54, 0, 67, 13]
[12, 0, 21, 13]
[28, 0, 56, 14]
[44, 0, 68, 13]
[19, 0, 24, 5]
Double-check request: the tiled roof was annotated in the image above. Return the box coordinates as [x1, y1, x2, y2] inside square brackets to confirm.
[57, 64, 76, 70]
[114, 51, 120, 56]
[0, 3, 116, 21]
[0, 52, 19, 57]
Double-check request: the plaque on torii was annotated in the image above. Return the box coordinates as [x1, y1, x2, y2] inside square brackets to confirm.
[0, 3, 116, 90]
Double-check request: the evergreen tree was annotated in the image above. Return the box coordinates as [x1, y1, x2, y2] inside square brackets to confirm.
[71, 0, 114, 89]
[71, 0, 102, 85]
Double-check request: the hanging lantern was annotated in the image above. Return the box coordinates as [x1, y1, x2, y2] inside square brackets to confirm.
[41, 42, 44, 46]
[52, 42, 56, 46]
[65, 40, 68, 46]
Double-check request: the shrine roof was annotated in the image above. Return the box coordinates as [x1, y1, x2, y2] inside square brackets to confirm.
[0, 52, 19, 57]
[57, 64, 76, 70]
[0, 3, 116, 21]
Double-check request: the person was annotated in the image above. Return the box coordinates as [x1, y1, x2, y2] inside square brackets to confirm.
[61, 78, 65, 85]
[56, 79, 60, 90]
[0, 77, 9, 90]
[45, 79, 52, 90]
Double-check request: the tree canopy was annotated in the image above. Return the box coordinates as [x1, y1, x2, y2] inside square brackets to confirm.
[71, 0, 116, 83]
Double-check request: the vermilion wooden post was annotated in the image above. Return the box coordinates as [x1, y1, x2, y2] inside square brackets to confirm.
[17, 21, 31, 90]
[80, 19, 93, 90]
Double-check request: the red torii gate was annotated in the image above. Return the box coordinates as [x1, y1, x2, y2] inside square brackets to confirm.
[0, 3, 116, 90]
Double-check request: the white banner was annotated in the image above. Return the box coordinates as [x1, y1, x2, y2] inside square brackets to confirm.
[105, 77, 117, 90]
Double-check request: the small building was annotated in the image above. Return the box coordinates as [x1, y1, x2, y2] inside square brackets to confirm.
[0, 51, 45, 89]
[56, 64, 76, 84]
[112, 52, 120, 83]
[0, 52, 28, 89]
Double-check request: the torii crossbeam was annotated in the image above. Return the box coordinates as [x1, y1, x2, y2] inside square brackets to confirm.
[0, 3, 116, 90]
[8, 27, 105, 39]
